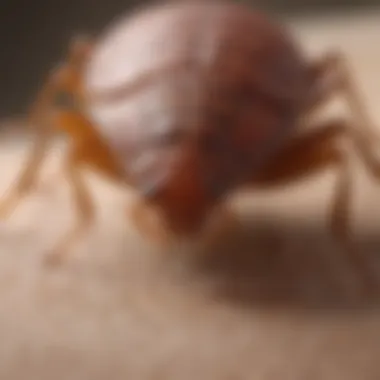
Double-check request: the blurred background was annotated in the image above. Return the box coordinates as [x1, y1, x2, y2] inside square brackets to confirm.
[1, 0, 380, 119]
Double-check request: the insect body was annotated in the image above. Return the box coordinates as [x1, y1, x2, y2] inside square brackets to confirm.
[1, 0, 380, 273]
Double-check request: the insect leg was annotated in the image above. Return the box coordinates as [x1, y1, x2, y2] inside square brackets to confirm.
[307, 50, 380, 145]
[0, 104, 55, 219]
[308, 52, 380, 182]
[0, 34, 93, 219]
[248, 118, 378, 291]
[129, 198, 173, 246]
[44, 144, 95, 265]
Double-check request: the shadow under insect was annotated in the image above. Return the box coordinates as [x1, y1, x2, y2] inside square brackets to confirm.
[191, 215, 380, 312]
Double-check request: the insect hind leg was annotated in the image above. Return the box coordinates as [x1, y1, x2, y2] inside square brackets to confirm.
[248, 118, 379, 295]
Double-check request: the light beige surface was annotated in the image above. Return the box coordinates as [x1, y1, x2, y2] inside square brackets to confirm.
[1, 9, 380, 380]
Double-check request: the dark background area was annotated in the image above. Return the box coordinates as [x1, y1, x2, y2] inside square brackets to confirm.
[0, 0, 379, 118]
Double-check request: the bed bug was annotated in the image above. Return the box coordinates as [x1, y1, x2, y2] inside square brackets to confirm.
[1, 0, 380, 275]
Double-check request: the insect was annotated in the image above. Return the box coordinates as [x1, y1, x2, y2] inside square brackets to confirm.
[1, 0, 380, 274]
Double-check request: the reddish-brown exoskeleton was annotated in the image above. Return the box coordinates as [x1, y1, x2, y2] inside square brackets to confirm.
[1, 0, 380, 278]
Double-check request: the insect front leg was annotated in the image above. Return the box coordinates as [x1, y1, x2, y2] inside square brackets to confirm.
[0, 35, 94, 220]
[0, 111, 54, 219]
[129, 198, 174, 247]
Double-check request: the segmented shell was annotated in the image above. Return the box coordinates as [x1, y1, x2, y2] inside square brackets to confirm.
[84, 0, 309, 197]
